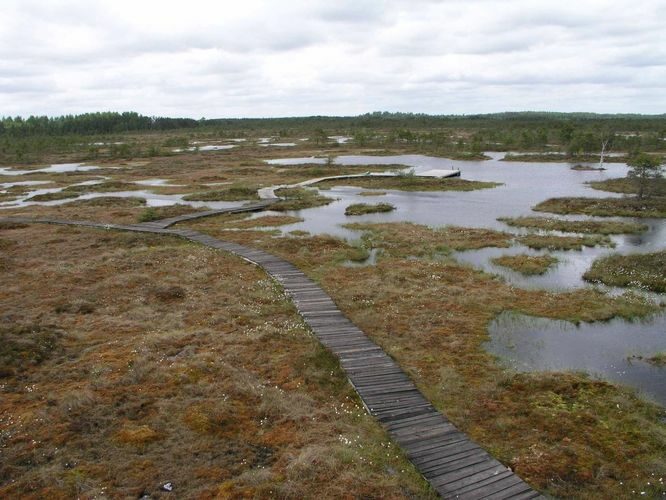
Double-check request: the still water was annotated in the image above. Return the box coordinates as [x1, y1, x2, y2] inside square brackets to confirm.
[266, 153, 665, 403]
[487, 312, 666, 406]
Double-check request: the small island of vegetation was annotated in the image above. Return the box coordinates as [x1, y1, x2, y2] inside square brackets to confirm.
[492, 254, 559, 275]
[345, 203, 396, 216]
[583, 250, 666, 293]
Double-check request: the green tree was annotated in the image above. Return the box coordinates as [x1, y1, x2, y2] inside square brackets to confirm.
[627, 153, 664, 199]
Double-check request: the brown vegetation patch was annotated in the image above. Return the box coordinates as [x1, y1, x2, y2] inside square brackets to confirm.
[345, 202, 395, 216]
[0, 224, 430, 498]
[219, 215, 303, 229]
[182, 186, 259, 202]
[315, 176, 500, 192]
[534, 197, 666, 218]
[518, 234, 613, 250]
[271, 187, 335, 211]
[499, 216, 648, 235]
[492, 254, 558, 275]
[588, 177, 666, 197]
[344, 222, 513, 256]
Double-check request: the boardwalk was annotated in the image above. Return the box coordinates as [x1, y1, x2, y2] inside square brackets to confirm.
[1, 213, 541, 499]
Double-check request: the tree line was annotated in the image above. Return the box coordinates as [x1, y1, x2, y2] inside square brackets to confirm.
[0, 112, 199, 136]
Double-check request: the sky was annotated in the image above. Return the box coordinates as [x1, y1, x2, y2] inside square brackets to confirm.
[1, 0, 664, 118]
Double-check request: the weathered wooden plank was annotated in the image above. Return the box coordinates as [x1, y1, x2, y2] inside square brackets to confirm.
[446, 471, 520, 498]
[431, 461, 508, 489]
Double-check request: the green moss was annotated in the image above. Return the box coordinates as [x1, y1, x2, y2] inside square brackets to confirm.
[183, 186, 259, 201]
[26, 191, 79, 202]
[588, 177, 666, 196]
[271, 187, 334, 211]
[492, 254, 558, 275]
[499, 216, 647, 235]
[534, 197, 666, 218]
[518, 234, 613, 251]
[315, 176, 500, 192]
[345, 203, 395, 216]
[64, 181, 143, 193]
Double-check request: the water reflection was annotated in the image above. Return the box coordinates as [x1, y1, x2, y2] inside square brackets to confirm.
[486, 312, 666, 406]
[0, 163, 104, 175]
[264, 153, 664, 294]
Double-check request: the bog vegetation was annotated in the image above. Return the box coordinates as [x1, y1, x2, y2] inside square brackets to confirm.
[1, 110, 665, 498]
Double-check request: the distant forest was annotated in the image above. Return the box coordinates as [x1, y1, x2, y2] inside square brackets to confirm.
[1, 111, 664, 164]
[2, 111, 665, 137]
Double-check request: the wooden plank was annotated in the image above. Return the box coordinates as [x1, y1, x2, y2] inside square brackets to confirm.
[431, 461, 508, 489]
[446, 470, 519, 498]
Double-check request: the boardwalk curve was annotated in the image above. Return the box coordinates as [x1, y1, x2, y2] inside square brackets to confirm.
[0, 214, 541, 499]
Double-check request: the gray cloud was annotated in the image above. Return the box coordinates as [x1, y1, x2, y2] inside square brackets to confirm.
[0, 0, 664, 117]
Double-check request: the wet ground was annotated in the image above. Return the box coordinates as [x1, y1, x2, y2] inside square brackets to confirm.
[2, 153, 664, 402]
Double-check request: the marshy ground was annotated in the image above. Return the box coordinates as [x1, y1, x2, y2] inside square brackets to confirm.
[1, 130, 665, 498]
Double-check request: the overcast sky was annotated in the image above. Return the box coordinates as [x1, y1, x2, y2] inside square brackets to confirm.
[1, 0, 664, 118]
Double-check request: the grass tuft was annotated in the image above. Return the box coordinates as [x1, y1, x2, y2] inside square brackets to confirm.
[583, 250, 666, 292]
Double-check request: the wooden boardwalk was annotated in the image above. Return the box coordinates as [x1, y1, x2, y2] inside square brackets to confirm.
[137, 200, 277, 229]
[0, 214, 541, 499]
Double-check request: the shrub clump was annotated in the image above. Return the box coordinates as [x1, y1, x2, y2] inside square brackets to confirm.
[149, 285, 187, 302]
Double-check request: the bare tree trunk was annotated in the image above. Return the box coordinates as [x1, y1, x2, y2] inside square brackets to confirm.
[599, 138, 610, 169]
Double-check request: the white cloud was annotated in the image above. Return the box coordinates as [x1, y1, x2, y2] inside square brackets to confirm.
[0, 0, 664, 117]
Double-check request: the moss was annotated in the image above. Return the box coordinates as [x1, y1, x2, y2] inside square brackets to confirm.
[220, 215, 303, 229]
[344, 222, 512, 257]
[26, 191, 80, 202]
[271, 187, 335, 211]
[492, 254, 558, 275]
[344, 203, 395, 216]
[518, 234, 614, 251]
[64, 181, 143, 193]
[499, 216, 648, 235]
[70, 196, 146, 208]
[183, 186, 259, 201]
[588, 177, 666, 197]
[0, 224, 431, 499]
[534, 197, 666, 218]
[0, 324, 64, 375]
[583, 250, 666, 292]
[315, 176, 500, 192]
